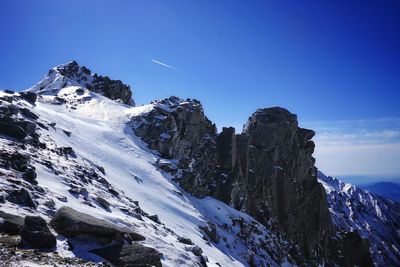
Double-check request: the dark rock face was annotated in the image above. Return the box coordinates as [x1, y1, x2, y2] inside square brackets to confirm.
[131, 96, 218, 197]
[132, 102, 371, 265]
[32, 61, 134, 106]
[19, 92, 37, 104]
[0, 100, 38, 141]
[0, 211, 24, 235]
[90, 243, 162, 267]
[20, 216, 56, 249]
[50, 206, 144, 242]
[216, 108, 334, 261]
[7, 188, 36, 209]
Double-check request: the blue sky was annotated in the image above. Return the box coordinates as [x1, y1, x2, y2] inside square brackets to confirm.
[0, 1, 399, 182]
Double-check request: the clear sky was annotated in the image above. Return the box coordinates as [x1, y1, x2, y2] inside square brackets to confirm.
[0, 0, 399, 182]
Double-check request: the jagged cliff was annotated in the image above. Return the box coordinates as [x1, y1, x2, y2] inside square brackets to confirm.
[132, 97, 373, 266]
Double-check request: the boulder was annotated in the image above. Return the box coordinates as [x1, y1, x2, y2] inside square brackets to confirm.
[20, 216, 56, 249]
[20, 108, 38, 120]
[19, 92, 37, 104]
[90, 243, 162, 267]
[95, 196, 111, 210]
[22, 167, 37, 184]
[0, 211, 24, 235]
[50, 206, 144, 242]
[6, 188, 36, 208]
[0, 121, 27, 140]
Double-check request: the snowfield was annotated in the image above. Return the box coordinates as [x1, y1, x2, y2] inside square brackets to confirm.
[0, 87, 283, 266]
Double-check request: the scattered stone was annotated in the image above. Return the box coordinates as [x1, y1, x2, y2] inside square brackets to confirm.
[75, 88, 85, 95]
[6, 188, 36, 208]
[96, 196, 111, 210]
[20, 108, 38, 120]
[178, 236, 194, 245]
[22, 167, 37, 184]
[190, 245, 203, 256]
[90, 243, 162, 267]
[19, 92, 37, 104]
[62, 130, 71, 137]
[148, 214, 161, 224]
[44, 199, 56, 209]
[20, 216, 56, 249]
[200, 222, 219, 243]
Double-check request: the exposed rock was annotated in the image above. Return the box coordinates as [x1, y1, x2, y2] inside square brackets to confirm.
[132, 103, 369, 265]
[0, 211, 24, 235]
[6, 188, 36, 208]
[131, 96, 218, 196]
[29, 61, 134, 106]
[20, 108, 38, 120]
[50, 206, 143, 242]
[19, 92, 37, 104]
[96, 196, 111, 210]
[20, 216, 56, 249]
[148, 214, 161, 224]
[22, 167, 37, 184]
[341, 231, 373, 267]
[200, 222, 220, 243]
[0, 121, 27, 140]
[189, 245, 203, 257]
[177, 236, 194, 245]
[90, 243, 162, 267]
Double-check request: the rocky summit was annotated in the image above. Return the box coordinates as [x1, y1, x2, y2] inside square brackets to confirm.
[0, 62, 398, 266]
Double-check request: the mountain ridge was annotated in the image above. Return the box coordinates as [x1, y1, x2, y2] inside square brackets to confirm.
[0, 61, 398, 266]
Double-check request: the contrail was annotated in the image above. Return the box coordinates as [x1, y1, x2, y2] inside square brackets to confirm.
[151, 59, 177, 70]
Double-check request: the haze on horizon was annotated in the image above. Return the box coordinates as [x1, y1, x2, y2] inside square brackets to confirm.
[0, 0, 399, 183]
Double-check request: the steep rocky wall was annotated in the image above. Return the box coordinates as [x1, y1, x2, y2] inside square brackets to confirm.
[131, 99, 372, 266]
[210, 107, 335, 262]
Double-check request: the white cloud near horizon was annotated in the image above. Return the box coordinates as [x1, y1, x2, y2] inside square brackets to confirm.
[151, 59, 177, 70]
[308, 118, 400, 179]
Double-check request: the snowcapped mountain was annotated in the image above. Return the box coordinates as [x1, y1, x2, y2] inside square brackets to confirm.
[0, 61, 398, 267]
[318, 171, 400, 266]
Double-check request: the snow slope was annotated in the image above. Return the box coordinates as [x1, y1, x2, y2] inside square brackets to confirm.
[318, 171, 400, 266]
[0, 86, 290, 266]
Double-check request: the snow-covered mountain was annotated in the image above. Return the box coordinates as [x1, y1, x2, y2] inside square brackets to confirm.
[318, 172, 400, 266]
[0, 61, 398, 266]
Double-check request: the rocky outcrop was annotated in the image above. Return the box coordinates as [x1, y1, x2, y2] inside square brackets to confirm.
[131, 96, 219, 196]
[90, 243, 162, 267]
[50, 206, 144, 242]
[132, 102, 372, 265]
[0, 211, 24, 235]
[20, 216, 56, 249]
[28, 61, 134, 105]
[6, 188, 36, 209]
[214, 107, 334, 262]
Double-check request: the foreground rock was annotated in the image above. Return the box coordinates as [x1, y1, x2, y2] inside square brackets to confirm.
[0, 234, 110, 267]
[0, 211, 24, 235]
[20, 216, 56, 249]
[50, 206, 144, 242]
[91, 243, 162, 267]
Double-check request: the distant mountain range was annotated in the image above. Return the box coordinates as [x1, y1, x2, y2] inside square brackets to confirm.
[360, 182, 400, 202]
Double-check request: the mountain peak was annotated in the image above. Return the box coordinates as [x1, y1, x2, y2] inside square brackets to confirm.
[28, 61, 135, 106]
